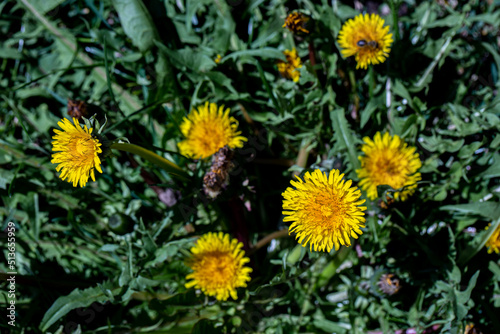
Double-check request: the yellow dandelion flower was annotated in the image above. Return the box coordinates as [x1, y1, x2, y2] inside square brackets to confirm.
[485, 223, 500, 254]
[51, 117, 103, 187]
[177, 102, 247, 159]
[283, 12, 310, 35]
[185, 232, 252, 301]
[214, 54, 222, 64]
[337, 13, 393, 69]
[282, 169, 367, 252]
[277, 48, 302, 82]
[356, 132, 422, 201]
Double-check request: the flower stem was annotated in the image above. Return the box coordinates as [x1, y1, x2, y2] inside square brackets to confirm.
[111, 142, 189, 181]
[389, 0, 400, 41]
[248, 229, 289, 255]
[369, 66, 375, 99]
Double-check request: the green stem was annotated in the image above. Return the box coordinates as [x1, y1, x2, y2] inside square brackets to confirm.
[110, 143, 189, 181]
[389, 0, 400, 42]
[256, 61, 282, 115]
[369, 65, 375, 99]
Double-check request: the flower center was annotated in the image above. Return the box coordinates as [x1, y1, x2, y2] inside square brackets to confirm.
[372, 150, 408, 188]
[200, 252, 236, 286]
[309, 189, 347, 228]
[75, 137, 94, 156]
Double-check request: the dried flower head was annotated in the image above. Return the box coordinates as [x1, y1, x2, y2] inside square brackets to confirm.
[177, 102, 247, 159]
[377, 273, 401, 295]
[203, 146, 235, 199]
[185, 232, 252, 301]
[283, 12, 310, 35]
[67, 100, 89, 119]
[51, 117, 103, 187]
[282, 169, 367, 252]
[337, 13, 393, 69]
[464, 323, 483, 334]
[277, 48, 302, 82]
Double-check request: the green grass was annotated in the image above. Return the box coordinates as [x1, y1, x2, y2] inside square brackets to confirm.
[0, 0, 499, 333]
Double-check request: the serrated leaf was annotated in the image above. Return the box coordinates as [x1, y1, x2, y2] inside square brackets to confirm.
[39, 282, 116, 332]
[119, 240, 133, 287]
[155, 42, 215, 73]
[478, 153, 500, 179]
[489, 262, 500, 280]
[440, 202, 500, 221]
[456, 271, 479, 305]
[145, 238, 196, 268]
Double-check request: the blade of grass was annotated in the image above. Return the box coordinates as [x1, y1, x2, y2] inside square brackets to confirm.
[255, 60, 282, 115]
[414, 35, 453, 89]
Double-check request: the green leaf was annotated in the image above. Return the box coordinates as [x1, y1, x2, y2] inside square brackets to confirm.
[478, 153, 500, 179]
[145, 238, 196, 268]
[312, 318, 348, 333]
[39, 282, 116, 332]
[458, 217, 500, 265]
[222, 48, 286, 62]
[119, 240, 133, 287]
[0, 169, 15, 190]
[482, 42, 500, 79]
[456, 271, 479, 305]
[191, 319, 219, 334]
[26, 0, 66, 14]
[419, 134, 464, 153]
[440, 202, 500, 221]
[330, 109, 361, 172]
[0, 47, 23, 60]
[156, 44, 215, 73]
[489, 261, 500, 280]
[111, 0, 159, 52]
[19, 0, 141, 113]
[360, 99, 378, 129]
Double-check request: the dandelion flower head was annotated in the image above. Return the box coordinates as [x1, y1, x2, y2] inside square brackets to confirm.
[185, 232, 252, 301]
[277, 48, 302, 82]
[282, 169, 367, 252]
[283, 12, 310, 35]
[51, 117, 103, 187]
[337, 13, 393, 69]
[178, 102, 247, 159]
[356, 132, 421, 201]
[486, 223, 500, 254]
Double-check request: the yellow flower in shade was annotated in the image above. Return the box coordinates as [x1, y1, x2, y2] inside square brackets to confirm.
[214, 54, 222, 64]
[277, 48, 302, 82]
[485, 224, 500, 254]
[337, 13, 393, 69]
[356, 132, 421, 201]
[51, 117, 103, 187]
[185, 232, 252, 301]
[282, 169, 367, 252]
[283, 12, 310, 35]
[177, 102, 247, 159]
